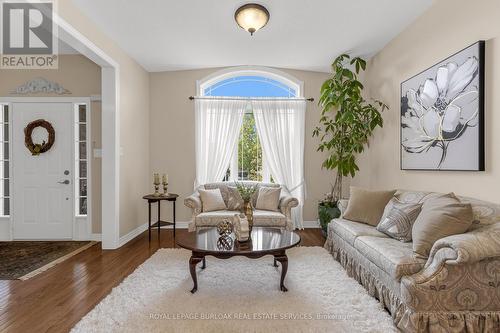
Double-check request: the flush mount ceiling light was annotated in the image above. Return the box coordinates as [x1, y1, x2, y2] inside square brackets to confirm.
[234, 3, 270, 36]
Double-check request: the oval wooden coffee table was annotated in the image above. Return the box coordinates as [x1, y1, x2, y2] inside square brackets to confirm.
[176, 227, 301, 293]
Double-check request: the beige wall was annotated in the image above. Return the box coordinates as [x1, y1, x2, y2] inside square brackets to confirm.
[353, 0, 500, 203]
[150, 67, 339, 222]
[58, 2, 150, 237]
[0, 55, 103, 233]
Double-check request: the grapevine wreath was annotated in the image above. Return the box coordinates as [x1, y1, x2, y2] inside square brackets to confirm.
[24, 119, 55, 156]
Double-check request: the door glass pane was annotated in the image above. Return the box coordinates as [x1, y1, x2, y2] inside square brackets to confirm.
[78, 105, 86, 122]
[79, 124, 86, 140]
[79, 179, 87, 197]
[3, 198, 9, 216]
[3, 161, 8, 178]
[3, 143, 8, 160]
[3, 124, 8, 141]
[79, 198, 87, 215]
[3, 105, 8, 122]
[79, 161, 87, 178]
[79, 142, 86, 159]
[3, 180, 9, 197]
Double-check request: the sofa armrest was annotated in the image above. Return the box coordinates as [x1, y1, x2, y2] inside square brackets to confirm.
[337, 199, 349, 218]
[401, 226, 500, 313]
[184, 192, 202, 213]
[184, 192, 202, 231]
[425, 224, 500, 268]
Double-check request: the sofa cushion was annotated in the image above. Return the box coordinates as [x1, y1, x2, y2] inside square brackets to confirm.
[198, 188, 227, 212]
[255, 187, 281, 212]
[376, 198, 422, 242]
[343, 186, 397, 226]
[195, 210, 286, 228]
[354, 236, 426, 280]
[412, 193, 473, 258]
[330, 218, 389, 247]
[203, 183, 231, 207]
[227, 186, 244, 211]
[253, 210, 286, 227]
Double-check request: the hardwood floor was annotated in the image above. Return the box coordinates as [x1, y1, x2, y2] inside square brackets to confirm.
[0, 228, 325, 333]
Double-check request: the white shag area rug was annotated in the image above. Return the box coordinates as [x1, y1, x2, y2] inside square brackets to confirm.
[72, 247, 397, 333]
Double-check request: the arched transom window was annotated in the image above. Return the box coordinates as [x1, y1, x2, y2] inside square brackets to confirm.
[198, 67, 302, 182]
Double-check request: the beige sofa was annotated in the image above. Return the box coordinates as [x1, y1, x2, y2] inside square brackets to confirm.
[184, 181, 298, 231]
[325, 190, 500, 332]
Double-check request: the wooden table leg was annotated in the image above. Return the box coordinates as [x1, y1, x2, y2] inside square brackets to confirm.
[274, 254, 288, 292]
[201, 257, 206, 269]
[148, 201, 152, 242]
[173, 201, 176, 240]
[189, 254, 204, 293]
[157, 201, 161, 240]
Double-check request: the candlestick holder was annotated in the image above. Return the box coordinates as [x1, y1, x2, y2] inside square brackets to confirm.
[153, 173, 161, 197]
[153, 183, 160, 196]
[161, 182, 168, 196]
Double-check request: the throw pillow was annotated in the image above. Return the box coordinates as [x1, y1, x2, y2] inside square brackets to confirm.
[203, 183, 230, 207]
[343, 187, 397, 226]
[227, 186, 244, 211]
[199, 188, 227, 212]
[255, 187, 281, 212]
[412, 193, 473, 258]
[376, 198, 422, 242]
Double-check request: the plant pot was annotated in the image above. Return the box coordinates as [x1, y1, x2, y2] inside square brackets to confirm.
[318, 202, 341, 236]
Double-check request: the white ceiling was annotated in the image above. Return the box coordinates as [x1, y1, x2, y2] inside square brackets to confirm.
[71, 0, 433, 73]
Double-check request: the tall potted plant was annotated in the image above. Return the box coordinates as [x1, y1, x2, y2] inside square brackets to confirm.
[313, 54, 388, 234]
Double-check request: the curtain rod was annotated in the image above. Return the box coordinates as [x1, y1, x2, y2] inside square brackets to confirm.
[188, 96, 314, 102]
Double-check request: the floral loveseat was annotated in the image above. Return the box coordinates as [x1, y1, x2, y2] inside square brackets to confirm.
[184, 181, 298, 231]
[325, 190, 500, 332]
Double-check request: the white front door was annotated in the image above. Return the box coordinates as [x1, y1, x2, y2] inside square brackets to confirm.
[12, 102, 73, 239]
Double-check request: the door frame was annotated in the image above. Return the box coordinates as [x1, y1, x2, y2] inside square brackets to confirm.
[0, 97, 92, 240]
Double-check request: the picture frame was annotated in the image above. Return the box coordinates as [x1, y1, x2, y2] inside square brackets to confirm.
[400, 41, 485, 171]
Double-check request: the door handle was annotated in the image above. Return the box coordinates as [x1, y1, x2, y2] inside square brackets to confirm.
[58, 180, 70, 185]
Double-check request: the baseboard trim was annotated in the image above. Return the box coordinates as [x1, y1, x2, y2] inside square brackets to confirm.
[158, 221, 190, 229]
[118, 223, 148, 247]
[303, 220, 320, 228]
[89, 233, 102, 241]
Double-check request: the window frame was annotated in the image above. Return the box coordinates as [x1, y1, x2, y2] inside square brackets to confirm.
[198, 67, 303, 183]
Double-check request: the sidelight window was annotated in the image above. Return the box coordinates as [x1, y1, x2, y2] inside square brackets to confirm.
[0, 104, 9, 216]
[74, 104, 88, 216]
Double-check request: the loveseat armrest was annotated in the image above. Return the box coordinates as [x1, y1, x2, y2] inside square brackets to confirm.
[184, 192, 202, 231]
[184, 192, 202, 212]
[279, 195, 298, 231]
[425, 224, 500, 268]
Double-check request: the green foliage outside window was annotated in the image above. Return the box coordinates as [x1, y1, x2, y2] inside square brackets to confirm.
[238, 113, 262, 181]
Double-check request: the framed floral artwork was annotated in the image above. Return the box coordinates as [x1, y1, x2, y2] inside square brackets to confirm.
[400, 41, 485, 171]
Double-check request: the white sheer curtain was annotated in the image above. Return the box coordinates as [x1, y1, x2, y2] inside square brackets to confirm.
[252, 99, 306, 229]
[195, 98, 247, 187]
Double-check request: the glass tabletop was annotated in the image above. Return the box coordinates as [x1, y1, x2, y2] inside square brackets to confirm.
[176, 227, 301, 253]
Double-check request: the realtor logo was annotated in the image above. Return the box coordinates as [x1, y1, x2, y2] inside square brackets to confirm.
[1, 0, 58, 69]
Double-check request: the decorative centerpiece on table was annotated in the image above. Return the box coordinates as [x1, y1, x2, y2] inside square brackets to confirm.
[235, 182, 258, 233]
[233, 213, 250, 242]
[216, 220, 234, 250]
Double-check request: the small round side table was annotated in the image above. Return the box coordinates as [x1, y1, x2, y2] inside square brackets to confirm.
[142, 193, 179, 242]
